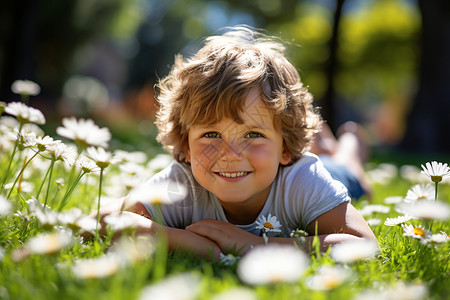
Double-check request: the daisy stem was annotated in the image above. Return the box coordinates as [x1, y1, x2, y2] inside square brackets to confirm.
[262, 231, 268, 245]
[152, 203, 164, 224]
[58, 170, 84, 211]
[434, 182, 438, 201]
[36, 158, 53, 199]
[6, 150, 40, 199]
[95, 168, 104, 241]
[64, 149, 82, 196]
[0, 124, 23, 193]
[43, 158, 56, 209]
[152, 230, 168, 281]
[21, 94, 30, 104]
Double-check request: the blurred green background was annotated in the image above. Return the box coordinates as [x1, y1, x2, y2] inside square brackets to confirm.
[1, 0, 449, 160]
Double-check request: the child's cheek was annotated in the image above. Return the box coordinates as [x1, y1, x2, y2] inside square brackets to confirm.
[192, 142, 222, 170]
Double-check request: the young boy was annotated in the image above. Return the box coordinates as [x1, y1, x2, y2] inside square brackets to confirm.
[114, 26, 376, 259]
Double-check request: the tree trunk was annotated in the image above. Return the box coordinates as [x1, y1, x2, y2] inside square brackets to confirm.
[0, 0, 38, 102]
[401, 0, 450, 153]
[318, 0, 346, 133]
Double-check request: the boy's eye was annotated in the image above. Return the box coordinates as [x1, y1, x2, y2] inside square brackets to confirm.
[245, 132, 263, 138]
[202, 132, 221, 138]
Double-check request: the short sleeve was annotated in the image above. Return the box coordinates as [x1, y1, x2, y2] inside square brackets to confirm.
[141, 161, 224, 228]
[141, 162, 198, 228]
[281, 153, 350, 230]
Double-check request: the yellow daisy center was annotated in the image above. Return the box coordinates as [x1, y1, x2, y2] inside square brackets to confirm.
[152, 197, 163, 205]
[430, 175, 442, 183]
[264, 222, 274, 229]
[324, 278, 341, 289]
[96, 161, 110, 169]
[413, 227, 425, 236]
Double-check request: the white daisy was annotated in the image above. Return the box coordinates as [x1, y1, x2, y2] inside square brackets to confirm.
[384, 196, 403, 204]
[404, 184, 434, 203]
[26, 197, 50, 213]
[74, 216, 97, 234]
[366, 218, 382, 226]
[366, 163, 398, 184]
[107, 236, 154, 264]
[121, 174, 147, 191]
[237, 244, 309, 285]
[21, 131, 37, 148]
[128, 180, 187, 206]
[86, 146, 119, 169]
[139, 272, 201, 300]
[34, 135, 56, 152]
[75, 155, 101, 174]
[46, 140, 77, 164]
[427, 231, 449, 244]
[255, 214, 282, 235]
[57, 207, 83, 225]
[421, 161, 450, 183]
[72, 254, 120, 279]
[359, 204, 390, 216]
[5, 180, 34, 194]
[402, 224, 430, 240]
[0, 195, 12, 216]
[400, 164, 425, 183]
[56, 117, 111, 148]
[114, 150, 148, 164]
[0, 115, 21, 129]
[23, 133, 57, 153]
[305, 265, 352, 291]
[147, 154, 173, 172]
[104, 212, 142, 231]
[32, 206, 59, 227]
[330, 239, 379, 263]
[398, 201, 450, 221]
[4, 102, 45, 125]
[26, 230, 73, 255]
[23, 123, 44, 136]
[219, 253, 240, 266]
[119, 162, 147, 177]
[11, 80, 41, 96]
[384, 215, 414, 226]
[355, 282, 428, 300]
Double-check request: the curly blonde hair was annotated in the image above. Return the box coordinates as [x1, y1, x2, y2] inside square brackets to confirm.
[155, 26, 322, 164]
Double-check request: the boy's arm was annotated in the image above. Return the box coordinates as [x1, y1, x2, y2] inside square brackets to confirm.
[130, 202, 222, 259]
[302, 200, 378, 251]
[186, 201, 377, 254]
[91, 201, 222, 260]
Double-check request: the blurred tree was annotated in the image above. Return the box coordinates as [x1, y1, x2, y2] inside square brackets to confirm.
[126, 0, 300, 90]
[0, 0, 139, 106]
[273, 0, 420, 135]
[320, 0, 345, 132]
[401, 0, 450, 153]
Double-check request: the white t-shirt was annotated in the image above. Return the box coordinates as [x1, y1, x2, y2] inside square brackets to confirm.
[142, 152, 350, 237]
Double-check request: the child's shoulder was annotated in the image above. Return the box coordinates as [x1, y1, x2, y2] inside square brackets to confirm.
[149, 160, 192, 183]
[285, 152, 322, 172]
[279, 152, 332, 183]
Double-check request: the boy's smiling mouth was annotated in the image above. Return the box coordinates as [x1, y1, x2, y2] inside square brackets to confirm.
[217, 171, 249, 178]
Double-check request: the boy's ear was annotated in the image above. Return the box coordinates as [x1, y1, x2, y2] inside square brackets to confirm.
[184, 143, 191, 163]
[280, 147, 291, 165]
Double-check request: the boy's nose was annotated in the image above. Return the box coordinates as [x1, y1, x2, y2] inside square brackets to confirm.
[219, 139, 243, 162]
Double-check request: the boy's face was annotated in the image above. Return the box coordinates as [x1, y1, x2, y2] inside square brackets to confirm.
[186, 87, 291, 214]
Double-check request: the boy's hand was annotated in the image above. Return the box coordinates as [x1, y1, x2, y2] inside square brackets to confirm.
[185, 219, 263, 255]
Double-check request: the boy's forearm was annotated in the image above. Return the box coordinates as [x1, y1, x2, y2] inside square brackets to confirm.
[163, 226, 222, 260]
[268, 233, 376, 253]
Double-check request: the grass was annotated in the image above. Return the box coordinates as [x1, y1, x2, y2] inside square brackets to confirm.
[0, 118, 449, 300]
